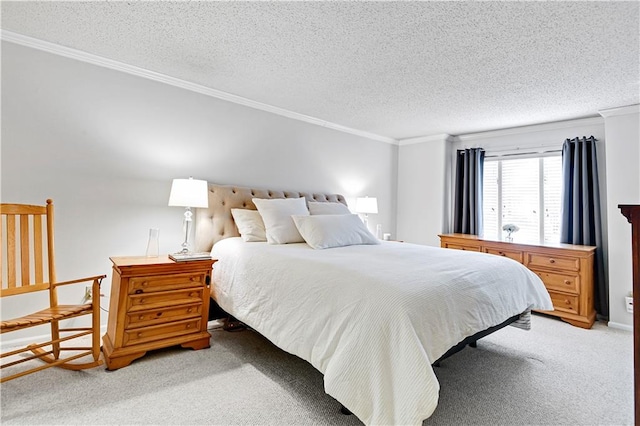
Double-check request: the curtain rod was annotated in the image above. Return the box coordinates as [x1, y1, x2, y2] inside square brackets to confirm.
[485, 149, 562, 159]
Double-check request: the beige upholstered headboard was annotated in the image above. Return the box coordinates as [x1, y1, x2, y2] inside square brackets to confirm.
[194, 184, 347, 253]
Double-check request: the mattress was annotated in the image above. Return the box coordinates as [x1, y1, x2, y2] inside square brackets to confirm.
[211, 238, 553, 425]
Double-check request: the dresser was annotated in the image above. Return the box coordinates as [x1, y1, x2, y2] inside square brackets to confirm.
[439, 233, 596, 329]
[102, 256, 215, 370]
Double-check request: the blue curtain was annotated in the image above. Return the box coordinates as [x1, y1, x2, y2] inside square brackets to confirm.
[453, 148, 485, 235]
[560, 136, 607, 318]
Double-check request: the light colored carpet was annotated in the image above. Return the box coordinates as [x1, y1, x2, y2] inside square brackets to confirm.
[0, 314, 633, 425]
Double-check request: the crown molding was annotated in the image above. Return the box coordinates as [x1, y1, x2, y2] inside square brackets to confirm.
[1, 30, 397, 145]
[598, 104, 640, 118]
[397, 133, 452, 146]
[454, 116, 604, 142]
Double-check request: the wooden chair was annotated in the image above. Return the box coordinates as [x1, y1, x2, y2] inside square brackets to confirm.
[1, 199, 106, 382]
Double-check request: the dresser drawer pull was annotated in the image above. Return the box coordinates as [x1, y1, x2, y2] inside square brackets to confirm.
[156, 312, 162, 317]
[187, 308, 193, 313]
[189, 292, 195, 297]
[564, 279, 571, 285]
[135, 289, 143, 294]
[564, 299, 571, 305]
[142, 281, 148, 287]
[549, 259, 556, 264]
[137, 332, 143, 338]
[139, 299, 145, 304]
[138, 315, 145, 320]
[186, 324, 192, 329]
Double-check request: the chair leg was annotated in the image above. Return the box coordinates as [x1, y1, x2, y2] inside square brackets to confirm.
[51, 320, 61, 360]
[92, 301, 101, 361]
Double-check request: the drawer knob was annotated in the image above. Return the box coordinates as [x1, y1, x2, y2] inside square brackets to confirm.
[137, 332, 143, 337]
[156, 312, 162, 317]
[564, 299, 571, 305]
[135, 289, 143, 294]
[186, 324, 192, 329]
[187, 308, 193, 313]
[139, 299, 145, 304]
[189, 292, 195, 297]
[142, 281, 148, 287]
[549, 259, 556, 264]
[564, 280, 571, 285]
[139, 315, 144, 320]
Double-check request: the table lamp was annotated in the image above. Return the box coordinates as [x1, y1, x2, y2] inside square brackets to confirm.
[355, 196, 378, 230]
[168, 177, 209, 253]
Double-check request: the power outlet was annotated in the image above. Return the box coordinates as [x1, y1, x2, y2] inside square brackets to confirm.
[84, 286, 93, 301]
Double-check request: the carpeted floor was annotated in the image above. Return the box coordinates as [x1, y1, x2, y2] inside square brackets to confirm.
[0, 314, 633, 425]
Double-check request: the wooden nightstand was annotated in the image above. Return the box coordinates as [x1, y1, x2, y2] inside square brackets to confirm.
[102, 255, 215, 370]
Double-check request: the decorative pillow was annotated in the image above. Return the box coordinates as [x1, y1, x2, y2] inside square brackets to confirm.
[252, 197, 309, 244]
[308, 201, 351, 215]
[291, 214, 380, 249]
[231, 209, 266, 242]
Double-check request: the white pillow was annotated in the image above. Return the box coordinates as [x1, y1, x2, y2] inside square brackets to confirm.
[252, 197, 310, 244]
[308, 201, 351, 215]
[231, 209, 266, 242]
[292, 214, 380, 249]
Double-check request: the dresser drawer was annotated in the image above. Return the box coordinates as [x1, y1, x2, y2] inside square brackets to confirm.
[127, 288, 204, 312]
[527, 253, 580, 272]
[483, 247, 523, 263]
[532, 270, 580, 294]
[443, 243, 481, 252]
[546, 291, 580, 314]
[125, 303, 202, 329]
[129, 273, 203, 294]
[123, 318, 202, 347]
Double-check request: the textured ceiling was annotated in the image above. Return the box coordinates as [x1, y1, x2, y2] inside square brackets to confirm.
[1, 1, 639, 141]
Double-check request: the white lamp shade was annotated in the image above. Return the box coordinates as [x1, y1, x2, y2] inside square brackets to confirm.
[168, 178, 209, 208]
[355, 197, 378, 214]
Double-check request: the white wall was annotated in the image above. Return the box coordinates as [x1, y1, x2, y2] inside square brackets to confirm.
[396, 135, 451, 246]
[0, 41, 398, 343]
[601, 105, 640, 329]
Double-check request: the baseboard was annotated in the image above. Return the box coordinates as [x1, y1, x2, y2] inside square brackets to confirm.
[0, 325, 108, 350]
[607, 321, 633, 332]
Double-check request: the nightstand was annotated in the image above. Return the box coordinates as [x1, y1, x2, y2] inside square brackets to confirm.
[102, 255, 215, 370]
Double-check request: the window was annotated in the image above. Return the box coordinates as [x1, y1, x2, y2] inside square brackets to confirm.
[483, 155, 562, 243]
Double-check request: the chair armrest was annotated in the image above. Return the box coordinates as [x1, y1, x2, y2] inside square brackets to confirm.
[52, 275, 107, 288]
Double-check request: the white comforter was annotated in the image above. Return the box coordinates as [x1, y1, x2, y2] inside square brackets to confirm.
[211, 238, 552, 425]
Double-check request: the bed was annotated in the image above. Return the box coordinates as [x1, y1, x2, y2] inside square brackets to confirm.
[194, 184, 553, 425]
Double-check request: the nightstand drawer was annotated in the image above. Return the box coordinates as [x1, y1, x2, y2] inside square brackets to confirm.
[547, 291, 580, 314]
[532, 270, 580, 294]
[129, 273, 203, 294]
[127, 288, 203, 312]
[125, 303, 202, 328]
[527, 253, 580, 272]
[483, 247, 523, 263]
[123, 318, 202, 347]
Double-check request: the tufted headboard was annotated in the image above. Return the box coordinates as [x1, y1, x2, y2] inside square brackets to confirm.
[194, 184, 348, 253]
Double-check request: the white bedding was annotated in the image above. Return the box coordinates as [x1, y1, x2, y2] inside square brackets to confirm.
[211, 238, 553, 425]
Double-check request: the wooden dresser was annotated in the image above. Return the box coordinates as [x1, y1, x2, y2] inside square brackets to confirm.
[439, 233, 596, 329]
[102, 256, 215, 370]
